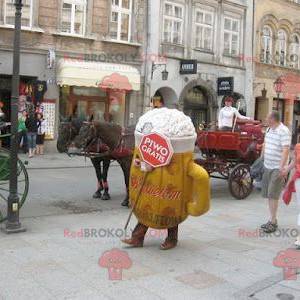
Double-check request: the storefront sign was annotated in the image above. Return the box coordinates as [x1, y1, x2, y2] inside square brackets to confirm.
[139, 133, 174, 168]
[217, 77, 234, 95]
[179, 60, 197, 75]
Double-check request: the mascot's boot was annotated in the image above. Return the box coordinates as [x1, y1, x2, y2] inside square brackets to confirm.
[160, 226, 178, 250]
[122, 223, 148, 247]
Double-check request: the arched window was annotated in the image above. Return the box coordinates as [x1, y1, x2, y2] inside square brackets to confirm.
[262, 26, 272, 63]
[277, 30, 287, 66]
[290, 34, 300, 69]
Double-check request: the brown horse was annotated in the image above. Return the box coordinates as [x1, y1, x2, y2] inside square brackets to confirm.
[73, 121, 135, 207]
[57, 118, 112, 200]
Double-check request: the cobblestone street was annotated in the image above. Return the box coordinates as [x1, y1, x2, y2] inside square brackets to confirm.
[0, 154, 299, 300]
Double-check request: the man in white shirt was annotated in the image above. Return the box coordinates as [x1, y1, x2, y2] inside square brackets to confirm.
[261, 111, 291, 233]
[218, 97, 251, 130]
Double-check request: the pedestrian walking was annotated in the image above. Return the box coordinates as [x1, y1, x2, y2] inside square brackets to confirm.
[36, 113, 46, 155]
[25, 112, 38, 158]
[261, 111, 291, 233]
[282, 144, 300, 248]
[18, 110, 27, 153]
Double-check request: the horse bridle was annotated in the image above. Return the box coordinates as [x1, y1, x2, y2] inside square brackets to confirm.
[80, 121, 127, 157]
[80, 122, 110, 158]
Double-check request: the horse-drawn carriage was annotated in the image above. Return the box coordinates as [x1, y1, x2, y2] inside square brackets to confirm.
[58, 117, 264, 204]
[195, 121, 264, 199]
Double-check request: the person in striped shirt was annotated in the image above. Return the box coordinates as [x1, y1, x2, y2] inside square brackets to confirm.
[261, 111, 291, 233]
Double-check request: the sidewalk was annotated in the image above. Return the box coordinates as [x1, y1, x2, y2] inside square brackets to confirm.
[20, 151, 202, 170]
[19, 153, 95, 169]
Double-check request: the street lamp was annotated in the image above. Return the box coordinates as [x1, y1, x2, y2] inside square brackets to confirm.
[273, 76, 285, 111]
[151, 62, 169, 81]
[4, 0, 26, 233]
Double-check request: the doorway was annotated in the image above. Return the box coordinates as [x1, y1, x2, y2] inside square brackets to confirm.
[183, 86, 208, 129]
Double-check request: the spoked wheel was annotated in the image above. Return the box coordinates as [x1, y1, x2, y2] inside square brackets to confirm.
[0, 148, 29, 223]
[228, 164, 253, 200]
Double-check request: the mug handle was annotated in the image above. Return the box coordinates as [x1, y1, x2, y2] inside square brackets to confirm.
[186, 162, 210, 216]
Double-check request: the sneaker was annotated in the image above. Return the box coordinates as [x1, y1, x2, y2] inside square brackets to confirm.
[263, 222, 278, 233]
[261, 221, 271, 229]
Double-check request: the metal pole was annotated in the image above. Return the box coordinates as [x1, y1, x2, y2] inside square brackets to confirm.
[4, 0, 26, 233]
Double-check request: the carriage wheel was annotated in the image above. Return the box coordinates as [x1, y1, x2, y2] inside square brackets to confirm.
[0, 148, 29, 223]
[228, 164, 253, 200]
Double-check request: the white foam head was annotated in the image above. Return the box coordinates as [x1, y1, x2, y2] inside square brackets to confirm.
[135, 108, 197, 153]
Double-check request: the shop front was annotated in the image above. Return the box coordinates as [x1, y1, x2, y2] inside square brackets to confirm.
[57, 59, 141, 126]
[149, 56, 251, 131]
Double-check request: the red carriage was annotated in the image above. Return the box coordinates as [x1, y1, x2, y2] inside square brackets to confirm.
[195, 121, 264, 199]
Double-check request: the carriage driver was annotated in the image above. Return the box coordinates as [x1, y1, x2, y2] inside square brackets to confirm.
[218, 96, 252, 131]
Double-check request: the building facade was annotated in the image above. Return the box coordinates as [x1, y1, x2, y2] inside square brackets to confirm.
[0, 0, 146, 149]
[145, 0, 254, 129]
[254, 0, 300, 141]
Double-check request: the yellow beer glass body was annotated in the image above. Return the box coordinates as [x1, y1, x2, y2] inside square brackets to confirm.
[129, 133, 210, 229]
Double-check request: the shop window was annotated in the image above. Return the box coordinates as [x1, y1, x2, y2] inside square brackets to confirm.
[261, 26, 272, 64]
[290, 34, 300, 69]
[109, 0, 132, 42]
[109, 91, 125, 125]
[223, 16, 240, 56]
[194, 9, 214, 51]
[163, 1, 184, 44]
[61, 0, 87, 36]
[4, 0, 33, 28]
[277, 30, 287, 66]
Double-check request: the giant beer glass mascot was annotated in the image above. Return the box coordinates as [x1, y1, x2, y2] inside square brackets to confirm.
[122, 108, 210, 250]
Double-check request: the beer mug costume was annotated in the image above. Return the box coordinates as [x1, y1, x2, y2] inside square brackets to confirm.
[122, 108, 210, 250]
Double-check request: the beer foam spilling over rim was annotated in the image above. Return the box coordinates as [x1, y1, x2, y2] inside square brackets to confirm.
[136, 108, 196, 138]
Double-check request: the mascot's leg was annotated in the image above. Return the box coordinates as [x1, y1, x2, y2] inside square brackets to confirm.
[117, 156, 132, 207]
[101, 158, 111, 201]
[91, 157, 103, 199]
[160, 226, 178, 250]
[122, 223, 148, 247]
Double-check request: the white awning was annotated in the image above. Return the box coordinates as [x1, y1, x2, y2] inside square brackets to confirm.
[56, 59, 141, 91]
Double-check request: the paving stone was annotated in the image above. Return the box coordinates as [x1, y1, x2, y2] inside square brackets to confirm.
[175, 270, 225, 289]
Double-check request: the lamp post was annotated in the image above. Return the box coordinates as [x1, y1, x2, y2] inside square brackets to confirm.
[4, 0, 26, 233]
[273, 76, 285, 111]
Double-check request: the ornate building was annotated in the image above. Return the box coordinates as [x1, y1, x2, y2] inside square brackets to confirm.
[0, 0, 146, 149]
[145, 0, 254, 129]
[254, 0, 300, 139]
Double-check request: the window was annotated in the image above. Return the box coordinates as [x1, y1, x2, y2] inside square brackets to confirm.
[163, 2, 184, 44]
[277, 30, 287, 66]
[194, 9, 214, 51]
[261, 26, 272, 63]
[290, 34, 300, 68]
[61, 0, 86, 36]
[223, 16, 240, 56]
[109, 0, 132, 42]
[4, 0, 33, 28]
